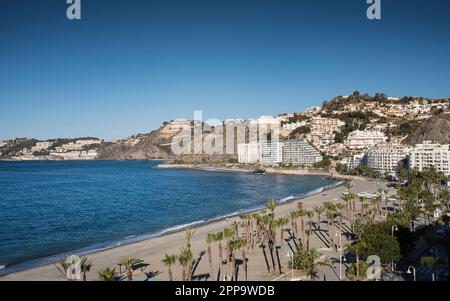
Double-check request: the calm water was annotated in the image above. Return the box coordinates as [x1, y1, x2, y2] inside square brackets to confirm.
[0, 160, 338, 275]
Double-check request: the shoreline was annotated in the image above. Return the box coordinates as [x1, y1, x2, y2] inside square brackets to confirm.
[0, 173, 345, 278]
[155, 163, 365, 182]
[0, 178, 384, 281]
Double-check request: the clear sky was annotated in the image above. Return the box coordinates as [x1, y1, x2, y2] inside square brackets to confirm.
[1, 0, 450, 141]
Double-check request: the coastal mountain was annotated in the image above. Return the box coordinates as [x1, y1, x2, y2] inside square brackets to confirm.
[405, 112, 450, 145]
[2, 91, 450, 161]
[97, 125, 173, 160]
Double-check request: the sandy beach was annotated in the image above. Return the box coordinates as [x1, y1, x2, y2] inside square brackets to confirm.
[0, 177, 385, 281]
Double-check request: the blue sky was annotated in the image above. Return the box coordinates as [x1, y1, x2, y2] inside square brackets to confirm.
[1, 0, 450, 140]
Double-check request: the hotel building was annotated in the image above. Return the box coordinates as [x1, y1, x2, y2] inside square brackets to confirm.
[407, 141, 450, 176]
[365, 145, 410, 176]
[260, 141, 283, 166]
[282, 140, 323, 166]
[345, 130, 387, 149]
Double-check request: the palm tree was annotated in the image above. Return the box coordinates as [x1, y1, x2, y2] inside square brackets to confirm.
[119, 257, 138, 281]
[288, 211, 297, 237]
[304, 229, 312, 250]
[162, 254, 177, 281]
[341, 193, 353, 220]
[229, 239, 238, 281]
[346, 241, 366, 280]
[178, 247, 193, 281]
[277, 217, 289, 242]
[223, 227, 235, 279]
[240, 214, 252, 248]
[313, 205, 324, 230]
[98, 267, 117, 281]
[421, 256, 443, 281]
[307, 267, 319, 281]
[266, 198, 278, 219]
[358, 196, 366, 216]
[215, 231, 224, 265]
[323, 202, 336, 231]
[80, 257, 92, 281]
[305, 210, 315, 234]
[206, 233, 214, 278]
[335, 203, 345, 231]
[185, 228, 196, 252]
[239, 239, 249, 281]
[297, 209, 306, 240]
[231, 221, 240, 239]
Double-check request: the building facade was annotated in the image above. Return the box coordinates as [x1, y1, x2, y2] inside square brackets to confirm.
[308, 117, 345, 149]
[407, 141, 450, 176]
[282, 140, 322, 166]
[365, 145, 410, 176]
[345, 130, 387, 149]
[237, 143, 261, 164]
[260, 141, 283, 166]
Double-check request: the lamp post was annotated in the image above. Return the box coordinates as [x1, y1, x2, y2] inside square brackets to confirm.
[391, 225, 398, 272]
[335, 230, 342, 280]
[406, 266, 416, 282]
[287, 250, 294, 280]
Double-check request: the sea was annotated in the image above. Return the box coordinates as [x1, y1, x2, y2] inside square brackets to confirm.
[0, 160, 340, 275]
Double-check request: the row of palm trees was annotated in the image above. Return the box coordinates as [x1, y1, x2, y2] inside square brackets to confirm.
[60, 173, 449, 281]
[55, 190, 367, 281]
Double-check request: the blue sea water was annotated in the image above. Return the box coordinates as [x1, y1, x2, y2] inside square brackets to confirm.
[0, 160, 339, 275]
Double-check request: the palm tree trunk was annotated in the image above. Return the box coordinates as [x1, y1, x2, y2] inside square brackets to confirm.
[207, 243, 213, 279]
[269, 242, 276, 273]
[275, 247, 282, 274]
[182, 268, 186, 281]
[242, 249, 247, 281]
[168, 267, 173, 281]
[261, 244, 271, 273]
[232, 253, 236, 281]
[218, 242, 223, 264]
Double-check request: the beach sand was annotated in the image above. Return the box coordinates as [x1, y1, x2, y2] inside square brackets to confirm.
[0, 177, 385, 281]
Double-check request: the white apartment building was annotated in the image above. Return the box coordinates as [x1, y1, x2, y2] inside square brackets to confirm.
[282, 140, 322, 166]
[309, 117, 345, 148]
[31, 141, 53, 153]
[407, 141, 450, 176]
[0, 141, 6, 148]
[283, 121, 307, 132]
[347, 153, 366, 170]
[237, 143, 261, 164]
[345, 130, 387, 149]
[365, 145, 410, 176]
[260, 141, 283, 166]
[50, 150, 98, 160]
[54, 139, 101, 153]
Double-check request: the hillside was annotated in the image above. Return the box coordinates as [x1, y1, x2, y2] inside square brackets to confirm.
[97, 125, 174, 160]
[405, 113, 450, 145]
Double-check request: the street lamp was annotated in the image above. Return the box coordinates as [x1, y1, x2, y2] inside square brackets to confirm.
[391, 225, 398, 236]
[335, 231, 342, 280]
[287, 250, 294, 280]
[391, 225, 398, 272]
[406, 266, 416, 282]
